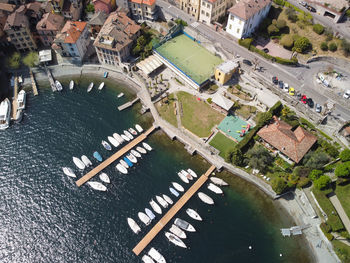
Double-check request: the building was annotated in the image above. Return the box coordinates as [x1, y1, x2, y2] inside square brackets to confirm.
[36, 13, 65, 47]
[52, 21, 90, 62]
[92, 0, 116, 14]
[308, 0, 349, 23]
[257, 116, 317, 163]
[211, 93, 234, 114]
[179, 0, 200, 20]
[94, 11, 140, 67]
[214, 60, 239, 84]
[49, 0, 64, 13]
[115, 0, 129, 10]
[129, 0, 158, 21]
[226, 0, 271, 39]
[4, 5, 37, 51]
[88, 11, 107, 39]
[199, 0, 226, 25]
[0, 3, 16, 15]
[61, 0, 82, 20]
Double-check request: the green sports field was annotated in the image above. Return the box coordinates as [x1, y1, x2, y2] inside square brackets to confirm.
[155, 34, 223, 84]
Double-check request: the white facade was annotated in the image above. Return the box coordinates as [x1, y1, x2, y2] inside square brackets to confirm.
[199, 0, 226, 25]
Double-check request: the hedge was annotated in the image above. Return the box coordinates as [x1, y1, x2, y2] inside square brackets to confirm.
[238, 38, 253, 48]
[273, 0, 313, 20]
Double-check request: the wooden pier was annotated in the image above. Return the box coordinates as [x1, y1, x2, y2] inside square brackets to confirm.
[11, 76, 18, 119]
[118, 97, 140, 111]
[30, 69, 38, 96]
[76, 126, 156, 187]
[46, 67, 57, 92]
[132, 165, 216, 256]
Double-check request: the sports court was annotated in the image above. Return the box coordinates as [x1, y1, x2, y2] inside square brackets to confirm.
[217, 115, 252, 142]
[155, 34, 223, 85]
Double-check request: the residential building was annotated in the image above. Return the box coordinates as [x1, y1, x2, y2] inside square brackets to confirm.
[0, 13, 9, 47]
[179, 0, 200, 20]
[214, 60, 239, 84]
[49, 0, 64, 13]
[226, 0, 271, 39]
[92, 0, 116, 14]
[61, 0, 82, 20]
[257, 116, 317, 163]
[52, 21, 90, 62]
[199, 0, 226, 25]
[116, 0, 129, 10]
[4, 5, 37, 51]
[36, 13, 65, 47]
[211, 93, 234, 114]
[129, 0, 158, 21]
[94, 11, 140, 67]
[7, 0, 27, 6]
[308, 0, 349, 23]
[0, 3, 16, 15]
[87, 11, 107, 39]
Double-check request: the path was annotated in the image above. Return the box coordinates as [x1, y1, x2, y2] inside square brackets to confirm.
[329, 194, 350, 234]
[11, 76, 18, 119]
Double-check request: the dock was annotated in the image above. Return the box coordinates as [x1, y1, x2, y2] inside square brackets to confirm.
[11, 76, 18, 119]
[118, 97, 140, 111]
[132, 165, 216, 256]
[30, 69, 38, 96]
[76, 126, 156, 187]
[46, 67, 57, 92]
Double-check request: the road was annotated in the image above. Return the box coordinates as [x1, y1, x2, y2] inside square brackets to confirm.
[157, 0, 350, 121]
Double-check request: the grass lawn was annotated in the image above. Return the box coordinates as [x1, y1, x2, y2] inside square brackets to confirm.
[155, 94, 178, 127]
[332, 240, 350, 263]
[209, 132, 237, 158]
[177, 91, 224, 137]
[235, 104, 257, 119]
[335, 183, 350, 219]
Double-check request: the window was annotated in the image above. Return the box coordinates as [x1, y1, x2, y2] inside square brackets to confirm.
[206, 12, 209, 17]
[239, 20, 242, 25]
[229, 24, 232, 29]
[237, 28, 240, 34]
[202, 1, 205, 5]
[201, 10, 204, 14]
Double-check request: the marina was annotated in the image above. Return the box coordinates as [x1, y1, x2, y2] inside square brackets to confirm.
[118, 97, 140, 111]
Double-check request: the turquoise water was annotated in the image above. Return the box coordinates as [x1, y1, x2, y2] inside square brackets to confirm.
[0, 76, 312, 262]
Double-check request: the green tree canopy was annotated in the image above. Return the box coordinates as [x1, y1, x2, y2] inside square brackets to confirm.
[231, 147, 244, 166]
[303, 151, 330, 169]
[22, 52, 38, 68]
[267, 24, 279, 35]
[309, 169, 323, 181]
[280, 34, 294, 49]
[329, 42, 337, 52]
[286, 7, 298, 22]
[85, 3, 94, 12]
[294, 37, 311, 53]
[335, 161, 350, 178]
[339, 149, 350, 162]
[314, 175, 331, 190]
[246, 145, 274, 171]
[320, 42, 328, 51]
[256, 111, 272, 126]
[7, 52, 21, 69]
[276, 19, 287, 29]
[313, 24, 324, 35]
[271, 177, 287, 194]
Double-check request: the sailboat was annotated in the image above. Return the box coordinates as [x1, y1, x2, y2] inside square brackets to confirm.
[186, 208, 202, 221]
[165, 232, 187, 248]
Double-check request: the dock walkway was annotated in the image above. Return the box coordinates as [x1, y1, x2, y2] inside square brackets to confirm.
[46, 67, 57, 92]
[11, 76, 18, 119]
[118, 97, 140, 111]
[30, 69, 38, 96]
[132, 165, 216, 256]
[76, 126, 155, 187]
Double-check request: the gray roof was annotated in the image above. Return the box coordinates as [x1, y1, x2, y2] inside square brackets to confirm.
[212, 93, 234, 111]
[88, 11, 107, 26]
[217, 60, 239, 74]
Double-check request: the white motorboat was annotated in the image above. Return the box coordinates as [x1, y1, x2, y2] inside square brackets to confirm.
[131, 149, 141, 158]
[169, 224, 186, 239]
[124, 130, 133, 140]
[99, 173, 110, 184]
[142, 142, 152, 151]
[102, 140, 112, 151]
[120, 159, 129, 169]
[108, 136, 120, 147]
[73, 156, 85, 170]
[121, 134, 130, 142]
[172, 182, 184, 192]
[126, 153, 137, 163]
[87, 181, 107, 191]
[149, 199, 162, 214]
[142, 255, 155, 263]
[55, 80, 63, 91]
[162, 194, 173, 205]
[113, 133, 124, 143]
[87, 82, 94, 92]
[127, 217, 141, 234]
[81, 155, 92, 167]
[208, 183, 223, 194]
[138, 212, 151, 226]
[186, 208, 202, 221]
[69, 80, 74, 90]
[169, 187, 179, 197]
[145, 208, 155, 220]
[198, 192, 214, 205]
[62, 167, 76, 178]
[165, 232, 187, 248]
[178, 172, 189, 184]
[98, 82, 105, 90]
[0, 98, 11, 130]
[210, 176, 229, 186]
[136, 146, 147, 154]
[148, 248, 166, 263]
[187, 168, 197, 178]
[181, 170, 193, 180]
[156, 195, 168, 208]
[116, 164, 128, 174]
[174, 218, 196, 232]
[14, 109, 23, 123]
[128, 127, 137, 135]
[135, 124, 143, 133]
[117, 92, 124, 98]
[17, 90, 26, 110]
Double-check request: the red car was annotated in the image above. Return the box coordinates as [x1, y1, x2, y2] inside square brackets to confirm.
[301, 95, 307, 104]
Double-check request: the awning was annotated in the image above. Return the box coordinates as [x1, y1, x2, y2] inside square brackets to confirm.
[136, 55, 163, 75]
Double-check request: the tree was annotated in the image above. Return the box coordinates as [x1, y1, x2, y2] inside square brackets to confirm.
[340, 149, 350, 162]
[276, 19, 287, 29]
[7, 52, 21, 69]
[313, 24, 324, 35]
[267, 24, 279, 35]
[303, 151, 330, 169]
[329, 42, 337, 52]
[281, 106, 291, 117]
[335, 161, 350, 178]
[231, 148, 244, 166]
[314, 175, 331, 190]
[280, 34, 294, 49]
[271, 177, 287, 194]
[132, 45, 141, 56]
[294, 37, 311, 53]
[175, 19, 187, 27]
[320, 140, 339, 158]
[225, 149, 233, 163]
[137, 35, 146, 47]
[246, 145, 274, 171]
[22, 52, 38, 68]
[286, 7, 298, 22]
[85, 3, 94, 12]
[309, 169, 323, 181]
[320, 42, 328, 51]
[256, 111, 272, 126]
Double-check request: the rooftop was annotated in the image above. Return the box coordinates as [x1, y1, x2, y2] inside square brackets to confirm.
[308, 0, 349, 12]
[129, 0, 156, 6]
[212, 93, 234, 111]
[0, 3, 16, 13]
[56, 21, 87, 44]
[4, 6, 29, 30]
[228, 0, 271, 21]
[88, 11, 108, 26]
[216, 60, 239, 74]
[39, 49, 52, 63]
[36, 12, 64, 31]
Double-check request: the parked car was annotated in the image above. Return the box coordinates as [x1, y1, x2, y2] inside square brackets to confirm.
[315, 103, 322, 113]
[343, 90, 350, 99]
[263, 48, 269, 53]
[301, 95, 307, 104]
[243, 59, 252, 66]
[299, 1, 307, 6]
[307, 6, 316, 12]
[283, 83, 289, 92]
[278, 80, 284, 89]
[272, 76, 278, 84]
[289, 87, 295, 96]
[307, 98, 314, 108]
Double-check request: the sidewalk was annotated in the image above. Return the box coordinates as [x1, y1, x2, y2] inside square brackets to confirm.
[329, 193, 350, 234]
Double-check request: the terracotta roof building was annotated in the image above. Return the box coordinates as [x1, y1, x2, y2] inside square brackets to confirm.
[0, 3, 16, 15]
[36, 13, 65, 47]
[88, 10, 107, 38]
[94, 11, 140, 66]
[92, 0, 116, 15]
[61, 0, 83, 20]
[257, 116, 317, 163]
[129, 0, 158, 21]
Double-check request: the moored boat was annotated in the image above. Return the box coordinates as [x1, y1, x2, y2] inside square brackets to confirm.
[108, 136, 120, 147]
[149, 199, 162, 214]
[142, 142, 152, 151]
[117, 92, 124, 98]
[128, 127, 137, 135]
[148, 248, 166, 263]
[172, 182, 184, 192]
[156, 195, 168, 208]
[208, 183, 223, 194]
[165, 232, 187, 248]
[121, 134, 130, 141]
[124, 130, 133, 140]
[69, 80, 74, 90]
[127, 217, 141, 234]
[136, 146, 147, 154]
[169, 224, 186, 239]
[14, 109, 23, 123]
[87, 82, 94, 92]
[181, 169, 193, 180]
[178, 172, 189, 184]
[98, 82, 105, 90]
[116, 164, 128, 174]
[103, 71, 108, 78]
[120, 159, 129, 169]
[131, 149, 141, 158]
[142, 255, 155, 263]
[62, 167, 76, 178]
[73, 156, 85, 170]
[123, 157, 133, 167]
[99, 173, 110, 184]
[187, 168, 197, 178]
[210, 176, 229, 186]
[174, 218, 196, 232]
[186, 208, 202, 221]
[55, 80, 63, 91]
[198, 192, 214, 205]
[0, 98, 10, 130]
[81, 155, 92, 167]
[126, 153, 137, 163]
[102, 140, 112, 151]
[17, 90, 26, 110]
[145, 208, 155, 220]
[113, 133, 124, 143]
[93, 151, 103, 162]
[169, 187, 179, 197]
[135, 124, 143, 133]
[138, 212, 151, 226]
[162, 194, 173, 205]
[87, 181, 107, 191]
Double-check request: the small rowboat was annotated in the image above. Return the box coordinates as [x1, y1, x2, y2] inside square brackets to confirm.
[127, 217, 141, 234]
[145, 208, 156, 220]
[102, 140, 112, 151]
[163, 194, 173, 205]
[117, 92, 124, 98]
[131, 149, 141, 158]
[187, 168, 197, 178]
[178, 172, 189, 184]
[55, 80, 63, 91]
[121, 134, 130, 141]
[108, 136, 120, 147]
[208, 183, 223, 194]
[198, 192, 214, 205]
[169, 224, 186, 239]
[210, 176, 229, 186]
[98, 82, 104, 90]
[156, 195, 168, 208]
[69, 80, 74, 90]
[87, 82, 94, 92]
[138, 212, 151, 226]
[73, 157, 85, 170]
[124, 130, 133, 140]
[143, 142, 152, 151]
[113, 133, 124, 143]
[120, 159, 129, 169]
[142, 255, 154, 263]
[103, 71, 108, 78]
[87, 181, 107, 191]
[169, 187, 179, 197]
[116, 164, 128, 174]
[81, 155, 92, 167]
[172, 182, 184, 192]
[93, 151, 102, 162]
[150, 199, 162, 215]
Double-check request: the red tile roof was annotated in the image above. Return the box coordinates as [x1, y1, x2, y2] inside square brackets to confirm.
[60, 21, 87, 43]
[228, 0, 271, 21]
[0, 3, 16, 13]
[130, 0, 156, 6]
[257, 116, 317, 163]
[36, 12, 64, 31]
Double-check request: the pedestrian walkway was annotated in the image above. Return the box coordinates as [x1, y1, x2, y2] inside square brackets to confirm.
[329, 194, 350, 234]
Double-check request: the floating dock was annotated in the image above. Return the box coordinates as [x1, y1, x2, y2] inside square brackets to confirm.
[132, 164, 216, 256]
[118, 97, 140, 111]
[76, 126, 156, 187]
[11, 76, 18, 119]
[30, 69, 38, 96]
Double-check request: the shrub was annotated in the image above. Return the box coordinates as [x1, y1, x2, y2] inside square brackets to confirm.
[294, 37, 311, 53]
[297, 177, 310, 188]
[335, 161, 350, 178]
[320, 42, 328, 51]
[267, 24, 279, 35]
[294, 166, 311, 177]
[206, 98, 212, 104]
[273, 0, 285, 5]
[314, 175, 331, 190]
[175, 19, 187, 27]
[238, 38, 253, 49]
[340, 149, 350, 162]
[276, 19, 287, 29]
[329, 42, 337, 52]
[167, 21, 174, 27]
[324, 232, 334, 241]
[286, 7, 298, 22]
[320, 222, 332, 233]
[341, 39, 350, 57]
[275, 56, 298, 65]
[246, 145, 274, 171]
[309, 169, 323, 181]
[280, 34, 294, 48]
[7, 52, 21, 69]
[324, 28, 333, 41]
[313, 24, 324, 34]
[271, 177, 288, 194]
[85, 3, 94, 12]
[304, 151, 330, 169]
[230, 148, 244, 166]
[320, 140, 339, 158]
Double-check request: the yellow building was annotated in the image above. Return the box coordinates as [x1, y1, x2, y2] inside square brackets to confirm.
[214, 60, 239, 85]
